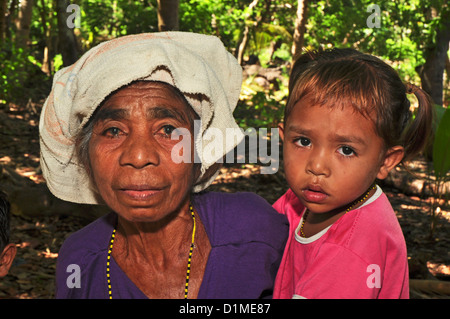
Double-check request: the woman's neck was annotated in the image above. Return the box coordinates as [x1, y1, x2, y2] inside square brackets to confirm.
[114, 201, 194, 268]
[110, 199, 211, 299]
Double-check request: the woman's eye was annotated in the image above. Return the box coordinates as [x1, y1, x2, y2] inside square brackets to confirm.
[296, 137, 311, 147]
[160, 125, 177, 137]
[163, 125, 175, 134]
[338, 146, 355, 156]
[103, 127, 123, 137]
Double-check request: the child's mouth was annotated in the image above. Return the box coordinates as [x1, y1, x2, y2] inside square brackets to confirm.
[302, 185, 328, 203]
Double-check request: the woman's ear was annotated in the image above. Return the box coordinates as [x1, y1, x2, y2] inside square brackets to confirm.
[278, 123, 285, 142]
[0, 244, 17, 277]
[376, 146, 405, 180]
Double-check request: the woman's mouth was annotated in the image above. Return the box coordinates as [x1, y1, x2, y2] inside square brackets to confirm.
[119, 185, 164, 200]
[302, 185, 328, 203]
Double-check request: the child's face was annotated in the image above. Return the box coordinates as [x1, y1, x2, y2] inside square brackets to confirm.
[279, 96, 403, 214]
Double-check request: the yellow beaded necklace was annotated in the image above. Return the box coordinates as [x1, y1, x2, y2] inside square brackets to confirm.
[300, 184, 376, 238]
[106, 204, 196, 299]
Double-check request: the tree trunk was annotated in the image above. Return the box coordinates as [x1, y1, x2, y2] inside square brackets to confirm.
[417, 9, 449, 106]
[39, 0, 52, 75]
[5, 0, 18, 42]
[235, 0, 260, 65]
[15, 0, 34, 49]
[56, 0, 80, 67]
[268, 38, 282, 63]
[237, 25, 250, 65]
[157, 0, 179, 31]
[446, 55, 450, 96]
[0, 0, 7, 45]
[291, 0, 309, 58]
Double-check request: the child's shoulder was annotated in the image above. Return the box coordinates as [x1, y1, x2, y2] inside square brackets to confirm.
[339, 188, 406, 258]
[273, 189, 305, 222]
[353, 189, 402, 234]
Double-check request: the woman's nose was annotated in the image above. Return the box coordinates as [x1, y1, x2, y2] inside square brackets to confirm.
[119, 133, 160, 169]
[306, 148, 331, 177]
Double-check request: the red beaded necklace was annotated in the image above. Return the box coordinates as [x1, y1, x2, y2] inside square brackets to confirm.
[300, 184, 376, 238]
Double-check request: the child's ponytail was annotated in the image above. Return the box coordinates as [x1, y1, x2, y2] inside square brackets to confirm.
[401, 83, 434, 162]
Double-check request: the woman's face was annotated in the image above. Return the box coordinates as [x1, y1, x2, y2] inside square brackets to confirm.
[88, 81, 197, 223]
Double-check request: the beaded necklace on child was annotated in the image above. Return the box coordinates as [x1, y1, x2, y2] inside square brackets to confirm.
[300, 183, 376, 238]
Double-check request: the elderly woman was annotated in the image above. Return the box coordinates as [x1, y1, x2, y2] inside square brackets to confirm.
[40, 32, 288, 299]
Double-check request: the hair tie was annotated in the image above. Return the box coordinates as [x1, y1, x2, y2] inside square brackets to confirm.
[405, 83, 420, 94]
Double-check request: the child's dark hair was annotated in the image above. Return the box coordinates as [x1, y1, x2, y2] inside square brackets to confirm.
[285, 48, 434, 162]
[0, 191, 11, 252]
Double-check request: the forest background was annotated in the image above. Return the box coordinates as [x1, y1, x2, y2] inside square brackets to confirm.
[0, 0, 449, 299]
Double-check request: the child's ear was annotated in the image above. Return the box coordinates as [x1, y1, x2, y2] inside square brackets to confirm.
[0, 244, 17, 277]
[278, 123, 285, 141]
[376, 146, 404, 180]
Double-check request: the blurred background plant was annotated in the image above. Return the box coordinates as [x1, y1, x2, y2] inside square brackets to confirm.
[429, 105, 450, 238]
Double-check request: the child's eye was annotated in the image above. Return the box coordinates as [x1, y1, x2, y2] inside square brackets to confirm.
[295, 137, 311, 148]
[338, 146, 356, 157]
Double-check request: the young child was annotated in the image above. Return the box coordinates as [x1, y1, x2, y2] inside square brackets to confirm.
[273, 48, 433, 299]
[0, 191, 16, 278]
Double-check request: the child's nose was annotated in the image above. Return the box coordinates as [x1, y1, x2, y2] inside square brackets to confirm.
[306, 148, 331, 177]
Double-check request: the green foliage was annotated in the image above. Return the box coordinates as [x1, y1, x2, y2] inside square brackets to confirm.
[304, 0, 447, 82]
[235, 76, 288, 129]
[53, 54, 64, 73]
[79, 0, 158, 49]
[180, 0, 245, 49]
[0, 39, 51, 105]
[433, 107, 450, 179]
[428, 104, 449, 237]
[0, 43, 31, 104]
[180, 0, 295, 59]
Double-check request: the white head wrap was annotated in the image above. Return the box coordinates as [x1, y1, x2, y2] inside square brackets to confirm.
[39, 32, 244, 204]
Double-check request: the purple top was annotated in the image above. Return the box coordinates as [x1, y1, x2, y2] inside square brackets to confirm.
[55, 191, 288, 299]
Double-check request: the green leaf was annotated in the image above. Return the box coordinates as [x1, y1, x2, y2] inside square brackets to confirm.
[433, 108, 450, 178]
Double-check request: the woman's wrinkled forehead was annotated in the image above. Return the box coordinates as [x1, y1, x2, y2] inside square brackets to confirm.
[94, 81, 198, 126]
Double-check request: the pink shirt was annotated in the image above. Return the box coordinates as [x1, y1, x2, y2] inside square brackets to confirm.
[273, 186, 409, 299]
